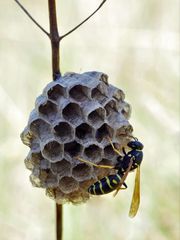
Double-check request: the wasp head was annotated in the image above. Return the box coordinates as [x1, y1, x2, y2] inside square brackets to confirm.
[127, 139, 144, 150]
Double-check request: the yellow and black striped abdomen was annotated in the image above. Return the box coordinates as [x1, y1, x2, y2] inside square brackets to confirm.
[88, 174, 121, 195]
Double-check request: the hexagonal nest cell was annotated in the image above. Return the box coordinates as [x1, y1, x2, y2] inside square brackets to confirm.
[38, 100, 58, 122]
[62, 102, 82, 125]
[51, 159, 71, 176]
[53, 121, 74, 142]
[42, 140, 63, 162]
[72, 163, 92, 181]
[96, 123, 114, 143]
[76, 123, 94, 142]
[84, 144, 102, 162]
[64, 141, 83, 157]
[47, 84, 66, 101]
[69, 85, 90, 102]
[21, 71, 133, 204]
[88, 107, 105, 126]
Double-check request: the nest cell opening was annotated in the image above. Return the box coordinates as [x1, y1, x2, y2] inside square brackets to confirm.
[40, 159, 50, 170]
[94, 158, 114, 179]
[121, 103, 131, 119]
[39, 100, 57, 117]
[24, 158, 37, 171]
[31, 151, 43, 161]
[76, 123, 94, 140]
[47, 84, 66, 101]
[54, 121, 74, 142]
[84, 144, 102, 161]
[104, 144, 116, 159]
[62, 103, 82, 125]
[72, 163, 91, 180]
[91, 87, 105, 102]
[88, 107, 105, 126]
[96, 123, 114, 142]
[43, 170, 57, 187]
[24, 151, 43, 170]
[29, 118, 50, 137]
[69, 85, 89, 102]
[30, 172, 42, 187]
[64, 141, 83, 157]
[51, 159, 71, 176]
[31, 139, 40, 152]
[115, 125, 133, 139]
[59, 176, 79, 194]
[42, 140, 63, 162]
[113, 89, 125, 101]
[104, 99, 118, 116]
[100, 73, 108, 84]
[99, 158, 114, 167]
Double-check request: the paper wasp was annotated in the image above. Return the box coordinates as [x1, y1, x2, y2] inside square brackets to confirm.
[77, 137, 143, 217]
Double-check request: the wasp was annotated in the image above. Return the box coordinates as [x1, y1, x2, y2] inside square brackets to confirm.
[77, 137, 143, 217]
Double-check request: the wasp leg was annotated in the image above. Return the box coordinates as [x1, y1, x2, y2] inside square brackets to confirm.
[113, 158, 134, 197]
[122, 147, 126, 155]
[107, 137, 122, 156]
[76, 157, 114, 169]
[119, 187, 127, 190]
[115, 182, 128, 191]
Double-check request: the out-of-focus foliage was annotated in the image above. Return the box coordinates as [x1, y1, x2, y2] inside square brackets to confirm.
[0, 0, 179, 240]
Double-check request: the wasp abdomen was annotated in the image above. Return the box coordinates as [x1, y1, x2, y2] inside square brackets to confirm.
[88, 174, 123, 195]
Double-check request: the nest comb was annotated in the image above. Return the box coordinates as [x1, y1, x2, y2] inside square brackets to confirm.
[21, 71, 133, 204]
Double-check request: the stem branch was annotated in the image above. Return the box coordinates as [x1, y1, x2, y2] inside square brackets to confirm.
[60, 0, 107, 40]
[14, 0, 49, 37]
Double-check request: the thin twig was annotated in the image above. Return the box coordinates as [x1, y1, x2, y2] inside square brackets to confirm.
[56, 204, 63, 240]
[60, 0, 107, 40]
[48, 0, 61, 79]
[14, 0, 49, 37]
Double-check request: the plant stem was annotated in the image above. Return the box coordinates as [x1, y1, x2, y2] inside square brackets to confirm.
[60, 0, 107, 40]
[14, 0, 49, 36]
[48, 0, 61, 80]
[48, 2, 62, 238]
[15, 0, 107, 80]
[56, 204, 63, 240]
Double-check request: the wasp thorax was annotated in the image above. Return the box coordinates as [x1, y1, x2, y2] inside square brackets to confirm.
[21, 71, 133, 204]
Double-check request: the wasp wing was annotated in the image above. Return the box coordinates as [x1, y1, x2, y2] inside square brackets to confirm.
[128, 166, 140, 218]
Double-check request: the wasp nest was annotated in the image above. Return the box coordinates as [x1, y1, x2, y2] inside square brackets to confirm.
[21, 71, 133, 204]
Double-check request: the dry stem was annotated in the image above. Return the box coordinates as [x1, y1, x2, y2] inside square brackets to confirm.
[56, 204, 63, 240]
[48, 0, 61, 79]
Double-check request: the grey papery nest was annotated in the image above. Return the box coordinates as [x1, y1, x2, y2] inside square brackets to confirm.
[21, 71, 132, 204]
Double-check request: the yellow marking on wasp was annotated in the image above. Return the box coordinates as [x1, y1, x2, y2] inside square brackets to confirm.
[105, 176, 113, 189]
[116, 174, 121, 181]
[112, 179, 118, 184]
[99, 181, 105, 194]
[92, 184, 96, 195]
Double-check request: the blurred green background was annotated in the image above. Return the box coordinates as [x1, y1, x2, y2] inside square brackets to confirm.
[0, 0, 179, 240]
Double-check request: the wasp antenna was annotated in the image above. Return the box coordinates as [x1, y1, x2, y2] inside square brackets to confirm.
[129, 135, 138, 141]
[76, 157, 114, 169]
[107, 137, 122, 156]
